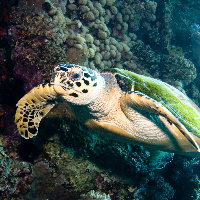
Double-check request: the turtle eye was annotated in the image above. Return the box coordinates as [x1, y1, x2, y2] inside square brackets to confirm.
[72, 73, 80, 79]
[68, 70, 83, 81]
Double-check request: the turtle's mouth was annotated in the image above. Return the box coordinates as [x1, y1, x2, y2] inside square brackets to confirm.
[51, 82, 76, 92]
[51, 82, 71, 90]
[51, 82, 84, 96]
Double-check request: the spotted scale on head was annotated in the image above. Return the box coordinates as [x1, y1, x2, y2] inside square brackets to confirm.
[51, 64, 104, 105]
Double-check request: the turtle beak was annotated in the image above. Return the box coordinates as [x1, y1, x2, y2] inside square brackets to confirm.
[51, 73, 70, 95]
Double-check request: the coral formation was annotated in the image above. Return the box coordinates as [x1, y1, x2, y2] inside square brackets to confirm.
[22, 126, 174, 200]
[9, 0, 197, 92]
[190, 24, 200, 70]
[9, 6, 66, 45]
[0, 139, 33, 199]
[165, 155, 200, 200]
[161, 53, 196, 86]
[80, 190, 111, 200]
[2, 0, 200, 199]
[19, 0, 68, 14]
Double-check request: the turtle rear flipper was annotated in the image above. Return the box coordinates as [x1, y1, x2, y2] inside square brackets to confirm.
[15, 83, 58, 139]
[120, 91, 200, 152]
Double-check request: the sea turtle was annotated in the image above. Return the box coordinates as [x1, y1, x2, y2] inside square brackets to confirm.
[15, 64, 200, 155]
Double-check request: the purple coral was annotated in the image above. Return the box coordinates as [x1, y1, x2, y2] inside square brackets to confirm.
[13, 62, 43, 92]
[12, 38, 44, 92]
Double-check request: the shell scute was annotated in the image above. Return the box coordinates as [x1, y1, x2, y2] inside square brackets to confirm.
[114, 68, 200, 138]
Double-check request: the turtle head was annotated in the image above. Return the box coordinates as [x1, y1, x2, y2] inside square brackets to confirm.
[51, 64, 104, 105]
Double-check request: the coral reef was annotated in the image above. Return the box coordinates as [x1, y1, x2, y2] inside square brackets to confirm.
[80, 190, 111, 200]
[9, 6, 67, 45]
[165, 155, 200, 200]
[1, 0, 200, 199]
[19, 0, 68, 14]
[9, 7, 68, 91]
[22, 127, 174, 200]
[0, 139, 33, 199]
[161, 53, 196, 86]
[9, 0, 197, 92]
[166, 0, 200, 52]
[190, 24, 200, 70]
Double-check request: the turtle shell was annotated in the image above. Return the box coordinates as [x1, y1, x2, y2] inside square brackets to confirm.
[113, 68, 200, 138]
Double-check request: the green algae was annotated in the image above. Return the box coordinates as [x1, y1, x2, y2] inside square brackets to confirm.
[114, 68, 200, 137]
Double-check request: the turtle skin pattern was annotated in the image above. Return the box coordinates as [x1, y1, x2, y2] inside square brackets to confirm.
[15, 83, 57, 138]
[15, 64, 200, 155]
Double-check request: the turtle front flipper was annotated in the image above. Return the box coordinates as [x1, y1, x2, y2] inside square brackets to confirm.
[15, 83, 58, 139]
[120, 91, 200, 152]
